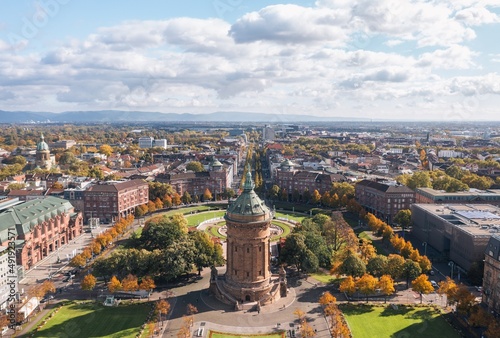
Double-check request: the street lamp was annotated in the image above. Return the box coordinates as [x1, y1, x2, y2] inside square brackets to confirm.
[448, 261, 455, 279]
[422, 242, 427, 257]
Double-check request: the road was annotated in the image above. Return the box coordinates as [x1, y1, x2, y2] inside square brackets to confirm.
[162, 270, 331, 338]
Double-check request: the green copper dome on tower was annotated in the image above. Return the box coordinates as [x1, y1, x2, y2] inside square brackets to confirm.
[226, 166, 270, 216]
[36, 133, 49, 151]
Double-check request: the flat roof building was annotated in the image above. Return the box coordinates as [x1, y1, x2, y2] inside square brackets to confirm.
[416, 187, 500, 207]
[411, 203, 500, 271]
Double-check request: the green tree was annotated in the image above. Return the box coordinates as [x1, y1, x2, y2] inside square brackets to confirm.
[182, 191, 192, 204]
[366, 255, 388, 277]
[393, 209, 411, 229]
[404, 171, 432, 189]
[7, 183, 25, 191]
[386, 254, 405, 279]
[58, 151, 76, 165]
[445, 165, 465, 179]
[280, 233, 311, 272]
[186, 161, 205, 172]
[190, 231, 224, 274]
[402, 259, 422, 289]
[338, 249, 366, 278]
[140, 214, 189, 250]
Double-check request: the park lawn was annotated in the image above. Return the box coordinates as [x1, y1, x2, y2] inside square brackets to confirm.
[157, 205, 226, 218]
[34, 301, 150, 338]
[274, 211, 306, 223]
[186, 210, 226, 226]
[208, 224, 226, 239]
[310, 271, 337, 284]
[270, 221, 292, 241]
[341, 304, 459, 338]
[210, 331, 285, 338]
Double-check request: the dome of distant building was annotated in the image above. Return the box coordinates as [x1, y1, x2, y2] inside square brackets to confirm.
[36, 134, 49, 152]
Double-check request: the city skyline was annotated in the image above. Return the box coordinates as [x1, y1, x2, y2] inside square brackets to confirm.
[1, 1, 500, 121]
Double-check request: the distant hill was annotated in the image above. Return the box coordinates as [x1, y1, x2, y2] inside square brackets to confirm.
[0, 110, 367, 123]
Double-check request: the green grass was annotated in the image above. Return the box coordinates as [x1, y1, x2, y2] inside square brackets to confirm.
[186, 210, 226, 226]
[310, 271, 337, 284]
[156, 205, 226, 218]
[208, 224, 226, 239]
[209, 331, 285, 338]
[341, 304, 459, 338]
[33, 301, 151, 338]
[274, 211, 306, 223]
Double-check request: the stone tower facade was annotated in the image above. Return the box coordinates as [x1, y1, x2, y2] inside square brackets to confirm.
[35, 133, 52, 170]
[210, 167, 286, 308]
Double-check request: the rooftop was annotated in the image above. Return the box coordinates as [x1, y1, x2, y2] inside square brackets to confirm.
[414, 203, 500, 237]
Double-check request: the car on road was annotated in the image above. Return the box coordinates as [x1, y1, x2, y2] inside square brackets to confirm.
[430, 280, 439, 288]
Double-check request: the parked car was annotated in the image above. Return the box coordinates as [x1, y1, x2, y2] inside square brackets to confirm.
[430, 280, 439, 288]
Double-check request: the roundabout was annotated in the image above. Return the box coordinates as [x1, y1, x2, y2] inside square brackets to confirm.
[202, 220, 293, 241]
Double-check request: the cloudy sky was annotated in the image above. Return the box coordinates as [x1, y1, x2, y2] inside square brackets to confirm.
[1, 0, 500, 121]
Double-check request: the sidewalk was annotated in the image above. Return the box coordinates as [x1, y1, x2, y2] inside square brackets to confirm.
[161, 272, 330, 338]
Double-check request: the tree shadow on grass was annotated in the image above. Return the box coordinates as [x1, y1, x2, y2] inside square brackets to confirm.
[390, 316, 459, 338]
[380, 305, 414, 317]
[339, 303, 374, 315]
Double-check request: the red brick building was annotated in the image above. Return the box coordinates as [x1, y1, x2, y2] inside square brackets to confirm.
[275, 160, 347, 197]
[0, 196, 83, 270]
[156, 160, 232, 200]
[355, 179, 415, 223]
[83, 179, 148, 223]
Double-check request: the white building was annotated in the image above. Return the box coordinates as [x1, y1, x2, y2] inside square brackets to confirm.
[438, 150, 463, 158]
[153, 139, 168, 149]
[138, 137, 154, 149]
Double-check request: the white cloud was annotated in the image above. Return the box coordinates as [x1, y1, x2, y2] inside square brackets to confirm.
[416, 45, 477, 69]
[229, 4, 349, 45]
[455, 6, 499, 25]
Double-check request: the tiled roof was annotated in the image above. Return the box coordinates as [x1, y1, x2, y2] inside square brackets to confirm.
[356, 179, 414, 193]
[0, 196, 74, 241]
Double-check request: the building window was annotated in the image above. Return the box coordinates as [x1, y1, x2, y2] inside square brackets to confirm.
[247, 248, 250, 253]
[235, 246, 237, 252]
[246, 272, 250, 277]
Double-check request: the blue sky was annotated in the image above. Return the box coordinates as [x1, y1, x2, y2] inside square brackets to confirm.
[1, 0, 500, 120]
